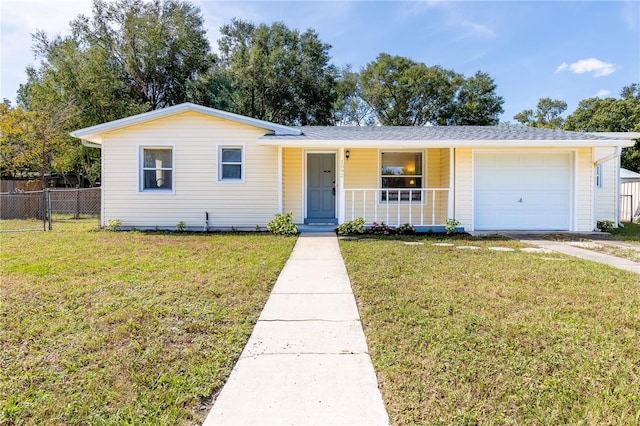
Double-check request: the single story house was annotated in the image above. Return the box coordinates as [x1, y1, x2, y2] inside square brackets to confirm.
[70, 103, 637, 232]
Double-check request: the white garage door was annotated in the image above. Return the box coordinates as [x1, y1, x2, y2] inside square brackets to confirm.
[474, 152, 573, 231]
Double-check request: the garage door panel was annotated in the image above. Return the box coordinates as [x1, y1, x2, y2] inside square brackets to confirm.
[474, 152, 572, 231]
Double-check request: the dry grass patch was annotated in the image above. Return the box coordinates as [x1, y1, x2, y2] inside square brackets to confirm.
[340, 236, 640, 425]
[1, 221, 296, 425]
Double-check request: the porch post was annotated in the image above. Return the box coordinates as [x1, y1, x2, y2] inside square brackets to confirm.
[339, 147, 345, 224]
[448, 147, 454, 220]
[277, 146, 283, 214]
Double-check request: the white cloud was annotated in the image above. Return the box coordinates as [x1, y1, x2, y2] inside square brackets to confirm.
[555, 58, 617, 77]
[595, 89, 611, 98]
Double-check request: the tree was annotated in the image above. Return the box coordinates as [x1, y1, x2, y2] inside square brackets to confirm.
[332, 66, 376, 126]
[514, 97, 567, 129]
[216, 19, 337, 125]
[359, 53, 463, 126]
[70, 0, 212, 110]
[446, 71, 504, 125]
[564, 84, 640, 171]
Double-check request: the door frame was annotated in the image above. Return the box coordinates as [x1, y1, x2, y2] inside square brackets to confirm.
[471, 149, 577, 231]
[304, 150, 339, 224]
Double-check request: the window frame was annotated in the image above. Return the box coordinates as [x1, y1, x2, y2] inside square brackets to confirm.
[217, 145, 245, 183]
[595, 164, 603, 189]
[379, 150, 425, 203]
[138, 145, 175, 193]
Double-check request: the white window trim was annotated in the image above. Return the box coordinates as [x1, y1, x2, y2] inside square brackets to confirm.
[595, 164, 603, 189]
[217, 145, 245, 183]
[379, 149, 425, 204]
[138, 145, 175, 193]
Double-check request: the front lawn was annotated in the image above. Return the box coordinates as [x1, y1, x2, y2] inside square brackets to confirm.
[608, 221, 640, 243]
[0, 222, 296, 425]
[340, 236, 640, 425]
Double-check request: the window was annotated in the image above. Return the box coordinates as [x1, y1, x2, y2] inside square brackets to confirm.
[595, 164, 603, 189]
[380, 151, 423, 201]
[141, 147, 173, 191]
[219, 147, 243, 181]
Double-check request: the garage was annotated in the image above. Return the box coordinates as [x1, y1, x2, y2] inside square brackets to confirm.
[474, 151, 573, 231]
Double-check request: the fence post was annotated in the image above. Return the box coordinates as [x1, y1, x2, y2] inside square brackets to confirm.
[47, 189, 52, 230]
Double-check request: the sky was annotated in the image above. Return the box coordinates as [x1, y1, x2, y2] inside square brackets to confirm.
[1, 0, 639, 122]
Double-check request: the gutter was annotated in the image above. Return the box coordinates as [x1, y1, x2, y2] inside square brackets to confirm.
[81, 140, 102, 149]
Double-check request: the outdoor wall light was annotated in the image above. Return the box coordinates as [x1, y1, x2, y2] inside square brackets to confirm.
[345, 150, 350, 160]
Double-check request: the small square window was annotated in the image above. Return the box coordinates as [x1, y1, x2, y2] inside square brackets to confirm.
[380, 151, 423, 201]
[141, 147, 173, 191]
[219, 147, 243, 181]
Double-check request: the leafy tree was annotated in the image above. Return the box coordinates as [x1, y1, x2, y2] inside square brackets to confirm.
[514, 97, 567, 129]
[446, 71, 504, 125]
[359, 53, 463, 126]
[359, 54, 503, 126]
[70, 0, 212, 110]
[332, 66, 376, 126]
[564, 84, 640, 171]
[216, 19, 337, 125]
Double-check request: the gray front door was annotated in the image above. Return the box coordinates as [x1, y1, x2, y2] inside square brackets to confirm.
[306, 153, 336, 224]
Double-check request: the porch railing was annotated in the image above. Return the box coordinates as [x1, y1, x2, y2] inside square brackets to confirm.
[343, 188, 450, 227]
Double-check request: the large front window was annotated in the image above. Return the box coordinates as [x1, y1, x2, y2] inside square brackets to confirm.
[141, 147, 173, 191]
[381, 151, 423, 201]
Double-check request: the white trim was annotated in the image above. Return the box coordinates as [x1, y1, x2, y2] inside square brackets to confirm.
[304, 150, 338, 222]
[378, 149, 426, 204]
[71, 103, 302, 144]
[137, 144, 176, 194]
[217, 144, 245, 183]
[277, 146, 283, 214]
[448, 148, 454, 220]
[339, 147, 345, 223]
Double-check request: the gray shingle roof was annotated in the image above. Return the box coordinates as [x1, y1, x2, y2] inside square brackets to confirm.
[260, 125, 616, 141]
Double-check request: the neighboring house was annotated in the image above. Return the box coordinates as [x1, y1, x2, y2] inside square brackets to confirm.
[621, 168, 640, 222]
[70, 103, 636, 232]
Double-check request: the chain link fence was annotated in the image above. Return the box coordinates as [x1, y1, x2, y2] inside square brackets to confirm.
[0, 188, 100, 232]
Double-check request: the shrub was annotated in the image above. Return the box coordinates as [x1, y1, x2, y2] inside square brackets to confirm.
[369, 221, 396, 235]
[597, 220, 615, 232]
[398, 223, 416, 235]
[336, 217, 366, 235]
[267, 212, 298, 235]
[445, 218, 460, 235]
[176, 221, 187, 232]
[104, 219, 122, 232]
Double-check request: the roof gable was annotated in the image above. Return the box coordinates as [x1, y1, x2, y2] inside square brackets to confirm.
[70, 103, 302, 144]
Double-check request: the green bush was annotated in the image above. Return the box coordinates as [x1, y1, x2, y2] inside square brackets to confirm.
[445, 218, 460, 235]
[597, 220, 615, 232]
[398, 223, 416, 235]
[176, 221, 187, 232]
[336, 217, 366, 235]
[369, 221, 396, 235]
[104, 219, 122, 232]
[267, 212, 298, 235]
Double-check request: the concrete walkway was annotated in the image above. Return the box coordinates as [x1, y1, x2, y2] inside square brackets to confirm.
[203, 233, 389, 425]
[507, 235, 640, 274]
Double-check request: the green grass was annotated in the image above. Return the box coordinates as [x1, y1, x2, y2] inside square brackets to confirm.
[608, 221, 640, 243]
[340, 236, 640, 425]
[0, 221, 296, 425]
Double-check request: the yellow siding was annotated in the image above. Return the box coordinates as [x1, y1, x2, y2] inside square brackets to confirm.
[593, 147, 617, 222]
[101, 111, 279, 229]
[283, 148, 303, 221]
[576, 148, 594, 231]
[454, 148, 473, 229]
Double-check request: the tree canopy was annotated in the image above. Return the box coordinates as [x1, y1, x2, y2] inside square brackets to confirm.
[216, 19, 337, 126]
[513, 97, 568, 129]
[358, 54, 503, 126]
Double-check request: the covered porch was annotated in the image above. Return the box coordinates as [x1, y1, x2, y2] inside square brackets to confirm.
[278, 146, 454, 228]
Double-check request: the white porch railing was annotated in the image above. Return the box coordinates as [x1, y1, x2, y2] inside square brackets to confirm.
[342, 188, 450, 227]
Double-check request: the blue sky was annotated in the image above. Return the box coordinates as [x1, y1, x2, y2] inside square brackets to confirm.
[1, 0, 638, 122]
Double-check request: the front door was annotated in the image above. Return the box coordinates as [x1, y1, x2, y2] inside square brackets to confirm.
[306, 153, 336, 224]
